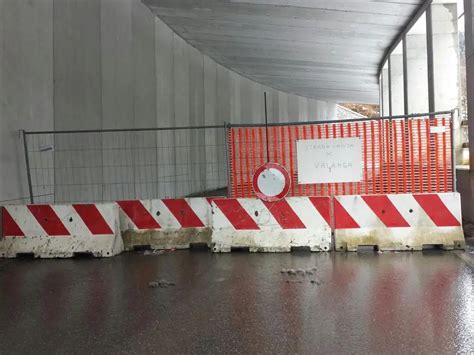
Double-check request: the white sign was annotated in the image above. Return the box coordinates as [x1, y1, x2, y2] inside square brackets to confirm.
[296, 138, 362, 184]
[252, 162, 290, 202]
[430, 125, 447, 134]
[256, 167, 286, 197]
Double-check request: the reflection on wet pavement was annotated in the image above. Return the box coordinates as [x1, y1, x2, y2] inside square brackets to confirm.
[0, 251, 472, 354]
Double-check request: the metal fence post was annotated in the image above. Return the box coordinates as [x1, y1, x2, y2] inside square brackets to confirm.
[21, 130, 34, 204]
[451, 110, 457, 192]
[223, 122, 231, 197]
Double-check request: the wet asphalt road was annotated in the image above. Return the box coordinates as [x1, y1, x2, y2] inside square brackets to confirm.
[0, 250, 472, 354]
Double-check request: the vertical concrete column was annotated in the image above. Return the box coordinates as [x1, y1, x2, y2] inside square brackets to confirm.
[390, 43, 405, 115]
[381, 63, 390, 116]
[464, 0, 474, 169]
[431, 1, 461, 164]
[431, 1, 460, 111]
[405, 13, 429, 113]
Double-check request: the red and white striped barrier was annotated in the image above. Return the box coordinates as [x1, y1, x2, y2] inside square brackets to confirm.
[117, 198, 213, 250]
[0, 203, 122, 258]
[211, 197, 332, 252]
[334, 193, 465, 251]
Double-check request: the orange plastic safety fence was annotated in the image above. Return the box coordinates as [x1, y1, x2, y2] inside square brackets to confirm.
[227, 116, 454, 198]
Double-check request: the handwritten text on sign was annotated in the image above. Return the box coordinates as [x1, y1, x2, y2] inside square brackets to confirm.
[296, 138, 362, 184]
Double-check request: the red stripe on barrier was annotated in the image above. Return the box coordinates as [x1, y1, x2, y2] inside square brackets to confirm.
[263, 200, 305, 229]
[27, 205, 70, 236]
[334, 200, 360, 229]
[361, 196, 410, 228]
[117, 200, 160, 230]
[2, 208, 24, 237]
[214, 199, 259, 230]
[413, 194, 460, 227]
[72, 204, 114, 235]
[162, 199, 205, 228]
[308, 197, 331, 226]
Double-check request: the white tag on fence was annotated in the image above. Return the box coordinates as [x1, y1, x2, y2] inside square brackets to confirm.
[430, 125, 447, 134]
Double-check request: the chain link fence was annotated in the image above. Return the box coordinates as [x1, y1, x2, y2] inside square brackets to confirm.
[24, 126, 228, 203]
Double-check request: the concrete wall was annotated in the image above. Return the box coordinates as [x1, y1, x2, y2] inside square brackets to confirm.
[0, 0, 337, 203]
[0, 0, 54, 204]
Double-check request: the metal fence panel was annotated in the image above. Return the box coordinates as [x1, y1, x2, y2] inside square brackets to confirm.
[24, 126, 227, 204]
[227, 112, 454, 197]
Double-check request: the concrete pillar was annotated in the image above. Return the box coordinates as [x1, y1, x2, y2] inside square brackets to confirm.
[389, 43, 405, 115]
[464, 0, 474, 169]
[431, 1, 460, 111]
[381, 63, 390, 116]
[457, 0, 473, 222]
[406, 13, 429, 113]
[431, 2, 462, 166]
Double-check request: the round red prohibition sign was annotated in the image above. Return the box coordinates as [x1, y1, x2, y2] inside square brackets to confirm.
[252, 162, 291, 202]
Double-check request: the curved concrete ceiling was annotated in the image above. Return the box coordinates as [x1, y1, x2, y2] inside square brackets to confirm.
[143, 0, 425, 104]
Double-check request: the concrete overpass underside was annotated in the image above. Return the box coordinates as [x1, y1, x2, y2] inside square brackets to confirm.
[144, 0, 426, 104]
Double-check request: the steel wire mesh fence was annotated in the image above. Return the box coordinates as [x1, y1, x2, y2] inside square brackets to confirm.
[24, 126, 227, 203]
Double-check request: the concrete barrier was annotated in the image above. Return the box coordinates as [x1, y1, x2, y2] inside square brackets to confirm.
[117, 198, 213, 250]
[211, 197, 332, 252]
[0, 203, 123, 258]
[334, 193, 465, 251]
